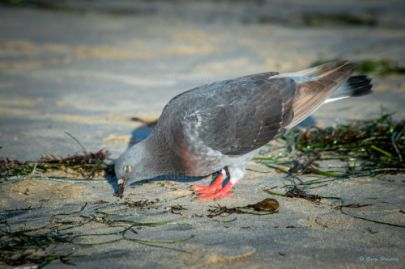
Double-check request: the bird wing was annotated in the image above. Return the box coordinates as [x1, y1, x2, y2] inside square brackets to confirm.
[174, 76, 296, 156]
[158, 61, 356, 157]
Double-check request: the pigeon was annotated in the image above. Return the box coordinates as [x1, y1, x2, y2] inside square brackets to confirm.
[115, 60, 372, 200]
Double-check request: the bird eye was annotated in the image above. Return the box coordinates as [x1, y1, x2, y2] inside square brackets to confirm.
[123, 165, 132, 173]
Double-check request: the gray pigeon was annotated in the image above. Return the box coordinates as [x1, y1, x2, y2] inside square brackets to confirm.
[115, 60, 372, 200]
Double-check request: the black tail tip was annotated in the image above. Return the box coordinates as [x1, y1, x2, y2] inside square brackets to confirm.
[347, 75, 373, 97]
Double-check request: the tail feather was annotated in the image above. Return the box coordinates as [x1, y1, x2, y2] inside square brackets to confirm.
[325, 75, 373, 103]
[275, 60, 350, 80]
[346, 75, 373, 97]
[287, 61, 355, 127]
[295, 60, 349, 78]
[278, 60, 373, 129]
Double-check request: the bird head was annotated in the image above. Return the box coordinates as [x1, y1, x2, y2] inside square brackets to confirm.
[114, 154, 133, 198]
[114, 162, 132, 198]
[114, 142, 150, 197]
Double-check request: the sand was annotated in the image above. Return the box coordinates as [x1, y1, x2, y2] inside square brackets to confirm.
[0, 1, 404, 268]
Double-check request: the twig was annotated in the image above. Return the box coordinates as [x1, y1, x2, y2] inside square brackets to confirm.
[391, 132, 403, 162]
[64, 131, 87, 154]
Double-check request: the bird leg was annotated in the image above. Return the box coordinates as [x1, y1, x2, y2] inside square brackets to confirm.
[196, 180, 236, 200]
[192, 170, 226, 194]
[193, 168, 241, 200]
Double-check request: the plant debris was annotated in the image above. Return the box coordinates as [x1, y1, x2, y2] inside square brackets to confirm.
[366, 227, 378, 234]
[285, 186, 321, 202]
[95, 200, 109, 204]
[121, 199, 160, 209]
[0, 228, 76, 267]
[264, 188, 405, 229]
[207, 198, 279, 218]
[0, 202, 193, 268]
[336, 204, 405, 228]
[246, 198, 280, 212]
[263, 188, 340, 202]
[0, 150, 114, 181]
[334, 203, 371, 210]
[256, 114, 405, 179]
[170, 205, 187, 215]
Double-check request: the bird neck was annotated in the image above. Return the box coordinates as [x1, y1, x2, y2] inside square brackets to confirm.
[139, 134, 184, 178]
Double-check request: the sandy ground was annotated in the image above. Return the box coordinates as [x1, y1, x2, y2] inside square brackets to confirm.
[0, 1, 404, 268]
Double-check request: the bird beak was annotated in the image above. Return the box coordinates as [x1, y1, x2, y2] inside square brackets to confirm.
[117, 178, 126, 198]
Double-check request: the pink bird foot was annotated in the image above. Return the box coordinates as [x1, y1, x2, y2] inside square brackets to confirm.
[197, 181, 234, 200]
[192, 170, 226, 194]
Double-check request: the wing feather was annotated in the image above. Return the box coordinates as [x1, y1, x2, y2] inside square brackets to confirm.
[156, 73, 296, 156]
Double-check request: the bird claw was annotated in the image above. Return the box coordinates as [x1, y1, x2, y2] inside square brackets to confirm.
[192, 169, 237, 200]
[194, 179, 235, 201]
[191, 183, 221, 194]
[197, 189, 233, 200]
[192, 170, 225, 195]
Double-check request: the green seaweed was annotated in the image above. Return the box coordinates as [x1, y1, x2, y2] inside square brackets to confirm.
[335, 204, 405, 229]
[263, 188, 405, 229]
[0, 202, 194, 267]
[255, 114, 405, 179]
[355, 59, 405, 77]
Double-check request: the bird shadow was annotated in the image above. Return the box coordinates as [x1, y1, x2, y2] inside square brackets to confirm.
[297, 116, 317, 128]
[128, 118, 156, 146]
